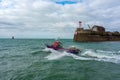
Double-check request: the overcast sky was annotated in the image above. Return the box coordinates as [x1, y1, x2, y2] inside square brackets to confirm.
[0, 0, 120, 39]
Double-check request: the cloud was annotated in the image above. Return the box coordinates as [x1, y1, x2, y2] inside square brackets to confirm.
[0, 0, 120, 38]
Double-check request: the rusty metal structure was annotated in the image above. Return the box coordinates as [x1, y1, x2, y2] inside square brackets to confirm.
[74, 22, 120, 42]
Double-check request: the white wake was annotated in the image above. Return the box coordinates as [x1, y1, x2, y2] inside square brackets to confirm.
[43, 48, 120, 64]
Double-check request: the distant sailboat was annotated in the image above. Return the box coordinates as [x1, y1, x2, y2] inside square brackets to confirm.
[12, 36, 14, 39]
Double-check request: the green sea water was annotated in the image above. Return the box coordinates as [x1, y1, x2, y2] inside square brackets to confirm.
[0, 39, 120, 80]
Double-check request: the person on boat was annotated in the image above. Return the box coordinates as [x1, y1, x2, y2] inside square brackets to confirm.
[67, 46, 80, 53]
[52, 41, 62, 48]
[69, 46, 76, 51]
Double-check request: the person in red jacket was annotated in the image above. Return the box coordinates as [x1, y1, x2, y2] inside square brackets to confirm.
[52, 41, 62, 48]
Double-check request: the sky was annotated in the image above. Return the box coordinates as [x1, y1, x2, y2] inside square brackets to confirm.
[0, 0, 120, 39]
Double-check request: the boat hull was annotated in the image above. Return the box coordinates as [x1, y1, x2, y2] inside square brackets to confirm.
[46, 44, 80, 54]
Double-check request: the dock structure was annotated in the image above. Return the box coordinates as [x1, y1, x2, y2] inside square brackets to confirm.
[74, 22, 120, 42]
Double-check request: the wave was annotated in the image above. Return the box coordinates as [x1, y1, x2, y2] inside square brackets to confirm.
[43, 48, 67, 60]
[81, 49, 120, 64]
[43, 48, 120, 64]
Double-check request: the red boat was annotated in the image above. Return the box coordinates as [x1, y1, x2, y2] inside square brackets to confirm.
[46, 44, 80, 55]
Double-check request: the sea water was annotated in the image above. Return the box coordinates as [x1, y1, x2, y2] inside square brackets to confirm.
[0, 39, 120, 80]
